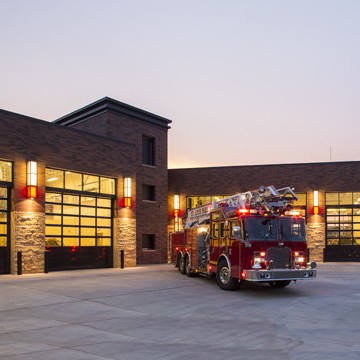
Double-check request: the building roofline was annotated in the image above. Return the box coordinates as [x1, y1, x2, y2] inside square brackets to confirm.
[0, 108, 135, 150]
[53, 97, 172, 129]
[168, 159, 360, 171]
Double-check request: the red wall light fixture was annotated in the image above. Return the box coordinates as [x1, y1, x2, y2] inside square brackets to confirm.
[313, 190, 319, 214]
[123, 177, 132, 208]
[26, 161, 38, 199]
[173, 194, 180, 216]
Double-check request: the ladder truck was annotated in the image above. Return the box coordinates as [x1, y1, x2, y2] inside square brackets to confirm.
[171, 185, 317, 290]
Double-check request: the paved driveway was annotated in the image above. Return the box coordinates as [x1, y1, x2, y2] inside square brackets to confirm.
[0, 263, 359, 360]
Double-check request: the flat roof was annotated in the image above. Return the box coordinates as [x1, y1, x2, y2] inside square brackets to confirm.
[54, 97, 172, 129]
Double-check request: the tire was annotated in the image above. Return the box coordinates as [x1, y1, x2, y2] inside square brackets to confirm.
[216, 260, 239, 291]
[175, 253, 181, 268]
[179, 254, 186, 275]
[185, 256, 194, 277]
[268, 280, 291, 288]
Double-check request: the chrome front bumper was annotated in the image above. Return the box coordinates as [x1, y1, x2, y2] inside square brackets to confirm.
[242, 268, 317, 282]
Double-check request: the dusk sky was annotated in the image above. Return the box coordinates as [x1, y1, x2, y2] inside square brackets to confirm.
[1, 0, 359, 168]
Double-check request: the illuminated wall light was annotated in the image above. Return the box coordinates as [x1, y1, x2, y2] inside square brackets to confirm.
[314, 190, 319, 214]
[123, 177, 132, 207]
[26, 161, 38, 199]
[174, 194, 180, 214]
[174, 194, 180, 231]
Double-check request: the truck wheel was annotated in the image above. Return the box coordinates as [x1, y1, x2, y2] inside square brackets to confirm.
[175, 253, 181, 268]
[268, 280, 291, 288]
[216, 260, 239, 291]
[179, 254, 186, 275]
[185, 256, 194, 277]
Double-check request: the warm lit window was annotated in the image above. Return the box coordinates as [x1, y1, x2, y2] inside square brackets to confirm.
[45, 168, 115, 195]
[0, 161, 12, 183]
[186, 195, 230, 209]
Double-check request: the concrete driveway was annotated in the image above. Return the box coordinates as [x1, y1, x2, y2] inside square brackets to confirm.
[0, 263, 359, 360]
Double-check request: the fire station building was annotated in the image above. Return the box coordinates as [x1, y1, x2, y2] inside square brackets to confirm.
[1, 97, 360, 275]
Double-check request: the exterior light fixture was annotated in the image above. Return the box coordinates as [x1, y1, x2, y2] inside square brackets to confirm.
[26, 161, 38, 199]
[124, 177, 132, 207]
[314, 190, 319, 214]
[174, 194, 180, 216]
[174, 194, 181, 231]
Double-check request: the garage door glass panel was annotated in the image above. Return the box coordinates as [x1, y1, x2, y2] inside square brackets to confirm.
[63, 238, 79, 246]
[0, 236, 6, 247]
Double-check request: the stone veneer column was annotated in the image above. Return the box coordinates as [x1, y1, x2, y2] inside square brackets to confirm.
[12, 211, 45, 274]
[306, 222, 325, 262]
[115, 218, 136, 268]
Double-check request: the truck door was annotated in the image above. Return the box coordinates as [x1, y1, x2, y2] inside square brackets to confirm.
[229, 220, 241, 279]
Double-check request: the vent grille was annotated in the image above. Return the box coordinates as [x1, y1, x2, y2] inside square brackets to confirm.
[267, 247, 291, 269]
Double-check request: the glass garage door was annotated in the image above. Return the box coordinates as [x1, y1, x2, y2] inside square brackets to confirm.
[45, 168, 115, 271]
[0, 187, 10, 274]
[325, 192, 360, 261]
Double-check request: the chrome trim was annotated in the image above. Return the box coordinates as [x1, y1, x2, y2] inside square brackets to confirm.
[218, 254, 231, 274]
[243, 268, 317, 282]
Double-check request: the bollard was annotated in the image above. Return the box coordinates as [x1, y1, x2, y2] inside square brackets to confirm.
[120, 250, 124, 269]
[17, 251, 22, 275]
[44, 250, 49, 273]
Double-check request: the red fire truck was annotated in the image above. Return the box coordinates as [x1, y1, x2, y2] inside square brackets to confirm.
[171, 185, 317, 290]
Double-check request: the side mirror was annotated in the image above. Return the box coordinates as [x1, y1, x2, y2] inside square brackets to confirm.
[233, 226, 241, 238]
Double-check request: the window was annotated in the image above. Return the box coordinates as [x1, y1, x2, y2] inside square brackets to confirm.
[45, 168, 115, 195]
[292, 193, 307, 217]
[142, 136, 155, 166]
[143, 184, 155, 201]
[243, 218, 277, 241]
[186, 195, 230, 209]
[0, 161, 12, 183]
[142, 234, 155, 249]
[212, 222, 219, 238]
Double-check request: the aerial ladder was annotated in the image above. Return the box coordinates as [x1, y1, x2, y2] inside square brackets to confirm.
[185, 185, 298, 228]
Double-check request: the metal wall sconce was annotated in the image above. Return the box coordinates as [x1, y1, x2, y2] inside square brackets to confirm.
[313, 190, 319, 214]
[26, 161, 38, 199]
[124, 177, 132, 207]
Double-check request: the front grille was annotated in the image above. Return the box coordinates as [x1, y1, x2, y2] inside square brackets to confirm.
[266, 246, 291, 269]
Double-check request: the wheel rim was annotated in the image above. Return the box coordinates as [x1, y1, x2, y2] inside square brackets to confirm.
[186, 259, 190, 273]
[219, 266, 230, 284]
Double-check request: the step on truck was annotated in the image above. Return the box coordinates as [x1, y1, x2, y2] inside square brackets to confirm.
[171, 185, 317, 290]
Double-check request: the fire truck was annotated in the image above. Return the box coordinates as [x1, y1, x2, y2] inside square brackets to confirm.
[171, 185, 317, 290]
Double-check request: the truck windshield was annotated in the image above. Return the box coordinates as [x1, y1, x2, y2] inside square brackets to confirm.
[279, 218, 306, 241]
[243, 217, 277, 241]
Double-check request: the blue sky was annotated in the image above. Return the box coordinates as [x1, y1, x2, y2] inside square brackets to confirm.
[1, 0, 359, 168]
